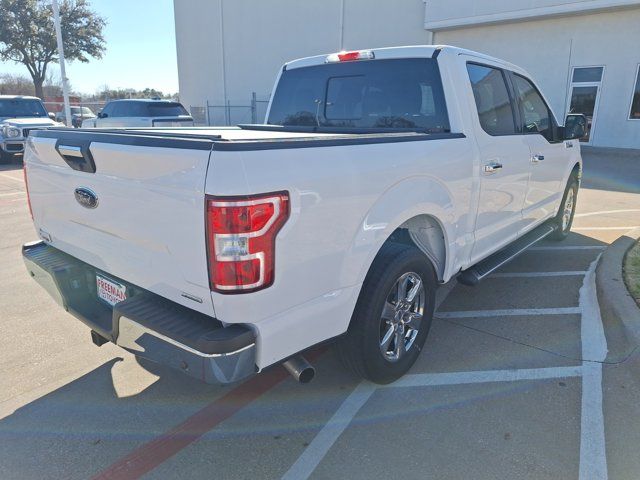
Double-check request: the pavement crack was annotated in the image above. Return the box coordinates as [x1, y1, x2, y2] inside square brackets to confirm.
[438, 317, 636, 365]
[437, 317, 585, 363]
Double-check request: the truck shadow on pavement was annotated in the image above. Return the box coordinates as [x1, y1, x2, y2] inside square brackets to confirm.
[0, 349, 361, 479]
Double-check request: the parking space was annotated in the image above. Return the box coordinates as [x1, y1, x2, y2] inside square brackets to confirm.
[1, 148, 639, 479]
[309, 378, 582, 480]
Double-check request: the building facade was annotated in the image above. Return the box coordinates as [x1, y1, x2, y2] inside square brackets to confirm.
[173, 0, 640, 148]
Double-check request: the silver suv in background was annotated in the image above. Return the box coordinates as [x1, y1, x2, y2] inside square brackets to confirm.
[0, 95, 61, 164]
[82, 99, 194, 128]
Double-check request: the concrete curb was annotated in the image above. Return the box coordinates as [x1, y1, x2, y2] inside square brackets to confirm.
[597, 227, 640, 362]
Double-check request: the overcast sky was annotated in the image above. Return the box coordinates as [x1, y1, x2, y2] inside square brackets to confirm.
[0, 0, 179, 95]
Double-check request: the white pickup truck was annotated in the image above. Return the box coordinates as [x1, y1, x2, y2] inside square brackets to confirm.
[22, 46, 586, 385]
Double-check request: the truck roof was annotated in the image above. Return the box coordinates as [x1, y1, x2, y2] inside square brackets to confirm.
[284, 44, 526, 76]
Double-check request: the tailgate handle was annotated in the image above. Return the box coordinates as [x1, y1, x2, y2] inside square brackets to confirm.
[55, 141, 96, 174]
[58, 145, 83, 157]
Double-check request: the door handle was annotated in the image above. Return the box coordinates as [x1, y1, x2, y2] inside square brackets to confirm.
[531, 154, 545, 163]
[483, 162, 503, 174]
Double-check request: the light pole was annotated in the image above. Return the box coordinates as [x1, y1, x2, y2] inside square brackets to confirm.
[52, 0, 72, 127]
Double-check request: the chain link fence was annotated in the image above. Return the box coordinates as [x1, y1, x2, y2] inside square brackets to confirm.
[44, 92, 271, 128]
[190, 92, 270, 126]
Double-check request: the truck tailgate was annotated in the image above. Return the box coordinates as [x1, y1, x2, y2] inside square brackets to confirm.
[25, 131, 216, 316]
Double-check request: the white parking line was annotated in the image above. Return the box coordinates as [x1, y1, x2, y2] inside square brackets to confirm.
[0, 191, 24, 197]
[283, 365, 585, 480]
[578, 258, 608, 480]
[281, 382, 376, 480]
[435, 307, 581, 319]
[0, 173, 23, 183]
[528, 246, 606, 251]
[490, 271, 587, 278]
[387, 366, 583, 388]
[573, 226, 640, 231]
[575, 209, 640, 218]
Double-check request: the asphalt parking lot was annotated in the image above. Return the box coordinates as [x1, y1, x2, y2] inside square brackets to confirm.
[1, 147, 640, 480]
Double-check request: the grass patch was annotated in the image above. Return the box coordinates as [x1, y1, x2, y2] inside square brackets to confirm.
[624, 240, 640, 307]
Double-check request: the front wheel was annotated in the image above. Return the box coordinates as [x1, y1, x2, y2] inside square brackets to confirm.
[550, 174, 579, 241]
[336, 243, 436, 384]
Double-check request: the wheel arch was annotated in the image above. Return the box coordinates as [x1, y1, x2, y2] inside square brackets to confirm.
[384, 215, 448, 282]
[553, 160, 582, 217]
[343, 176, 457, 290]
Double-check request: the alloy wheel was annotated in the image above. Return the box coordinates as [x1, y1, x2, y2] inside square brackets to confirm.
[379, 272, 426, 362]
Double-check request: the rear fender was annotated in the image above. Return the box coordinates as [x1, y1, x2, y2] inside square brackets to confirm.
[341, 176, 456, 288]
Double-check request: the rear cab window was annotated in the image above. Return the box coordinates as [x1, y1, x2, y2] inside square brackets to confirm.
[267, 58, 450, 133]
[466, 63, 516, 136]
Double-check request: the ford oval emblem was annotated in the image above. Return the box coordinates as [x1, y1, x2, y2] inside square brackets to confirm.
[74, 187, 99, 209]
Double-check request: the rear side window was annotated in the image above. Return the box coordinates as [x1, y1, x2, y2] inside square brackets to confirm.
[147, 102, 189, 117]
[511, 74, 553, 141]
[109, 102, 127, 117]
[268, 58, 450, 132]
[109, 102, 125, 117]
[122, 102, 148, 116]
[466, 64, 516, 136]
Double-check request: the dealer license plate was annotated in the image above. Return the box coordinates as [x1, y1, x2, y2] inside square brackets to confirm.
[96, 274, 127, 306]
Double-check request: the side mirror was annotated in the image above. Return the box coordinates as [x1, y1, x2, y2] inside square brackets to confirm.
[563, 114, 587, 140]
[48, 112, 56, 120]
[98, 112, 107, 119]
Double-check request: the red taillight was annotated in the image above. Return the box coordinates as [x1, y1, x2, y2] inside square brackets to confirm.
[206, 192, 289, 293]
[23, 163, 33, 220]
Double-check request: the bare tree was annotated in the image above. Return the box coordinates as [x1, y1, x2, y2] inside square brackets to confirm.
[0, 73, 34, 95]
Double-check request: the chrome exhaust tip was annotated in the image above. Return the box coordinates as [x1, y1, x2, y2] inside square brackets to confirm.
[283, 355, 315, 383]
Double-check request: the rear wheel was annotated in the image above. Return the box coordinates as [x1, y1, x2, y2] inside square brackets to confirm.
[336, 243, 436, 384]
[550, 174, 579, 241]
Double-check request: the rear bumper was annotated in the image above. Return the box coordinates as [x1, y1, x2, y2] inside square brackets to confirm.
[22, 241, 257, 385]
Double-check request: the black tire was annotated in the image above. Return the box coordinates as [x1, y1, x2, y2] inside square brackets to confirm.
[336, 243, 437, 384]
[550, 174, 579, 241]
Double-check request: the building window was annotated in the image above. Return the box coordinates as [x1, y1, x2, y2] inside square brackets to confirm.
[630, 65, 640, 120]
[572, 67, 604, 83]
[567, 66, 605, 143]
